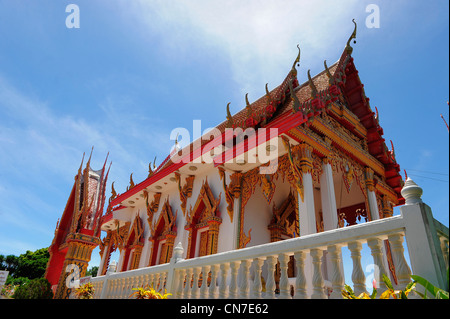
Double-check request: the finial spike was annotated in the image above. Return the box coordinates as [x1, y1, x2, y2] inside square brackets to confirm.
[346, 19, 357, 54]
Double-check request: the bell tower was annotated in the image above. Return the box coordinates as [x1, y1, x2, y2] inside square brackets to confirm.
[44, 148, 111, 299]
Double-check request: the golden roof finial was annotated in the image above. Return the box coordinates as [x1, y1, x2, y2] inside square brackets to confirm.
[291, 44, 301, 76]
[324, 60, 333, 84]
[226, 102, 233, 128]
[307, 69, 318, 97]
[345, 19, 357, 54]
[265, 83, 272, 103]
[245, 93, 252, 116]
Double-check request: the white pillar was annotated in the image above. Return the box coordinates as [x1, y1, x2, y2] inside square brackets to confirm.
[298, 172, 317, 236]
[367, 190, 380, 221]
[320, 161, 338, 231]
[97, 242, 109, 276]
[233, 197, 242, 249]
[400, 178, 448, 291]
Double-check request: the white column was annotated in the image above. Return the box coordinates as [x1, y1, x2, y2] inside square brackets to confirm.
[320, 161, 338, 231]
[367, 190, 380, 221]
[233, 197, 242, 249]
[298, 172, 316, 236]
[365, 168, 380, 221]
[400, 178, 448, 291]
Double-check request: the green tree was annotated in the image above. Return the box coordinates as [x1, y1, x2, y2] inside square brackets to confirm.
[12, 278, 53, 299]
[14, 248, 49, 279]
[86, 266, 98, 278]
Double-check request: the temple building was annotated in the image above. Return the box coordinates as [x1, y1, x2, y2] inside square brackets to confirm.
[46, 21, 448, 300]
[45, 149, 110, 298]
[97, 21, 402, 282]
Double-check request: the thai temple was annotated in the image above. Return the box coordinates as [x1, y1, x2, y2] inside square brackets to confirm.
[45, 21, 449, 300]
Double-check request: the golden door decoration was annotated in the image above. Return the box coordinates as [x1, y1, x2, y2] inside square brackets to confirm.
[185, 179, 222, 259]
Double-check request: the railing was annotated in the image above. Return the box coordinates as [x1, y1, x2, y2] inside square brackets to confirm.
[87, 200, 449, 299]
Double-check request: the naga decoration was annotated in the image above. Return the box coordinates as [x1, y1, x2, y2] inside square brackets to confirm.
[148, 156, 157, 177]
[126, 173, 135, 191]
[144, 190, 161, 226]
[174, 171, 195, 216]
[345, 19, 357, 54]
[226, 102, 234, 128]
[218, 167, 242, 223]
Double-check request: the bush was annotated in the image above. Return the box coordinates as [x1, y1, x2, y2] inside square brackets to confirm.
[12, 278, 53, 299]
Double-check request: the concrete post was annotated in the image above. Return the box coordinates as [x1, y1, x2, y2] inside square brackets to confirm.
[400, 178, 448, 290]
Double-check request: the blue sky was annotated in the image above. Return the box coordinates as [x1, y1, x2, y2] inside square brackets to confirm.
[0, 0, 448, 275]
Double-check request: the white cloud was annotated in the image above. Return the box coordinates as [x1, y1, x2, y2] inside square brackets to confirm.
[123, 0, 360, 108]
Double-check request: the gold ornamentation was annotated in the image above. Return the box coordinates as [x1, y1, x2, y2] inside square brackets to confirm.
[240, 228, 252, 249]
[218, 167, 242, 222]
[345, 19, 357, 54]
[175, 172, 195, 216]
[126, 173, 135, 191]
[184, 179, 222, 258]
[268, 191, 298, 242]
[226, 102, 233, 128]
[144, 191, 161, 227]
[148, 156, 157, 177]
[260, 174, 276, 205]
[291, 44, 301, 76]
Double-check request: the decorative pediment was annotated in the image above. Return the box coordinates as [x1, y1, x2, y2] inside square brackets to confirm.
[268, 191, 298, 241]
[151, 197, 177, 238]
[125, 214, 144, 248]
[185, 179, 222, 229]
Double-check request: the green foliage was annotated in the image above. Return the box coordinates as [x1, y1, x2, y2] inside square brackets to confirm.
[12, 278, 53, 299]
[5, 276, 30, 286]
[14, 248, 50, 279]
[411, 269, 449, 299]
[85, 266, 98, 278]
[0, 248, 49, 281]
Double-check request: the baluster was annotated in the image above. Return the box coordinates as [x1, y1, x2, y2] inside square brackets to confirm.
[155, 273, 161, 292]
[219, 263, 230, 299]
[184, 269, 193, 299]
[387, 234, 412, 289]
[177, 269, 186, 299]
[191, 267, 202, 299]
[110, 279, 116, 299]
[143, 274, 149, 289]
[161, 272, 168, 292]
[252, 258, 265, 299]
[367, 238, 389, 295]
[327, 245, 344, 299]
[278, 253, 291, 299]
[122, 277, 129, 299]
[209, 264, 219, 299]
[293, 251, 308, 299]
[228, 261, 241, 299]
[148, 273, 155, 290]
[239, 260, 251, 299]
[310, 249, 326, 299]
[347, 241, 367, 296]
[130, 276, 136, 294]
[200, 265, 211, 299]
[265, 256, 277, 299]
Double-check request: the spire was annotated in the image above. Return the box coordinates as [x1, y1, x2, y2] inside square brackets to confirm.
[345, 19, 357, 54]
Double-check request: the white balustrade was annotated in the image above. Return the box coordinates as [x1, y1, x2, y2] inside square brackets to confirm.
[84, 203, 448, 300]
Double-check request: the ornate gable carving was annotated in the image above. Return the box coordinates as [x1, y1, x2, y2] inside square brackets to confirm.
[185, 179, 222, 228]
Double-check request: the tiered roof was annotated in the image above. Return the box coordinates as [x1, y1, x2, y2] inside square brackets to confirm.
[106, 20, 403, 216]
